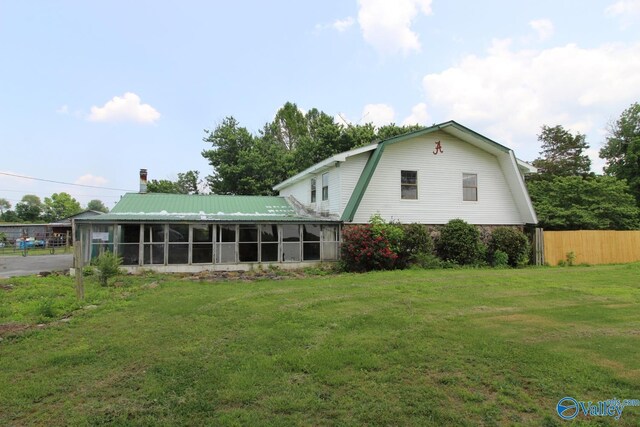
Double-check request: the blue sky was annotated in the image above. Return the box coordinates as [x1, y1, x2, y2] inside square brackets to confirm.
[1, 0, 640, 209]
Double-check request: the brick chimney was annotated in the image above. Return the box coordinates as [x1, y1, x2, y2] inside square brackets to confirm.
[140, 168, 148, 193]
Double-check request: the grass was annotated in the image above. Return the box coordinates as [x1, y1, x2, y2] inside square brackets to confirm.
[1, 265, 639, 425]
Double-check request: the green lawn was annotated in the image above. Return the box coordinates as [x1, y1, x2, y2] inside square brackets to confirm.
[1, 265, 639, 426]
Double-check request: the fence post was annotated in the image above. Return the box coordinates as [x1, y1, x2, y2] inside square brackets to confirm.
[74, 240, 84, 300]
[534, 228, 544, 266]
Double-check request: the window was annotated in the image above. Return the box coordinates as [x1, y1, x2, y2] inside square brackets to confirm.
[117, 224, 140, 265]
[322, 173, 329, 201]
[143, 224, 165, 264]
[167, 224, 189, 264]
[239, 225, 258, 262]
[192, 224, 214, 264]
[321, 225, 339, 261]
[302, 224, 320, 261]
[90, 225, 114, 260]
[310, 178, 316, 203]
[260, 224, 279, 262]
[282, 224, 301, 262]
[401, 170, 418, 200]
[216, 225, 236, 263]
[463, 173, 478, 201]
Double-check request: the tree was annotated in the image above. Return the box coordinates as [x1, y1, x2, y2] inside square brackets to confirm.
[87, 199, 109, 213]
[176, 170, 202, 194]
[531, 125, 591, 178]
[0, 198, 10, 215]
[15, 194, 43, 222]
[147, 170, 204, 195]
[43, 192, 82, 222]
[201, 103, 437, 196]
[600, 102, 640, 204]
[147, 179, 181, 194]
[1, 210, 19, 222]
[263, 102, 308, 151]
[202, 117, 255, 194]
[528, 175, 639, 230]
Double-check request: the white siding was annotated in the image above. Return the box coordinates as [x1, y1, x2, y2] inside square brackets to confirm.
[352, 131, 524, 224]
[279, 178, 311, 205]
[339, 152, 370, 213]
[279, 166, 342, 216]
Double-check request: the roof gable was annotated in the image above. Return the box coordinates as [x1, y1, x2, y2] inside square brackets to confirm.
[341, 121, 537, 223]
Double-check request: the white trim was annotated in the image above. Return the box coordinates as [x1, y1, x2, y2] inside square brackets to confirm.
[273, 143, 378, 191]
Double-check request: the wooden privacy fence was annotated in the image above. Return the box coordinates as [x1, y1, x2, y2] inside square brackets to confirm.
[543, 230, 640, 266]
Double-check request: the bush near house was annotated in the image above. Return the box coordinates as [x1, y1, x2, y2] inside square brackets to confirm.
[487, 227, 530, 267]
[340, 225, 397, 272]
[342, 216, 436, 272]
[342, 218, 531, 272]
[435, 219, 484, 266]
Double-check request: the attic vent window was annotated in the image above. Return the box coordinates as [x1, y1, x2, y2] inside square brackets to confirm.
[401, 170, 418, 200]
[311, 178, 316, 203]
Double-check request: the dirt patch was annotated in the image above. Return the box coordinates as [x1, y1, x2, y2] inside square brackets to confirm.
[0, 322, 30, 337]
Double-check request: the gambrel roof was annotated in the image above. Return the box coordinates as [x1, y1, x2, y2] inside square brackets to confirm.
[274, 120, 538, 224]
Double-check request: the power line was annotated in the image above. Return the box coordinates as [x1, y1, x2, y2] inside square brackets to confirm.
[0, 172, 135, 191]
[0, 189, 122, 198]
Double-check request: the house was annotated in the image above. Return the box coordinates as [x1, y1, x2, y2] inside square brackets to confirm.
[74, 191, 341, 272]
[274, 120, 537, 227]
[75, 121, 537, 272]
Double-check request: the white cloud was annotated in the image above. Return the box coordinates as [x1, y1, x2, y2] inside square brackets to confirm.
[422, 39, 640, 161]
[357, 0, 432, 55]
[402, 103, 431, 125]
[315, 16, 354, 33]
[606, 0, 640, 15]
[606, 0, 640, 27]
[361, 103, 396, 127]
[88, 92, 160, 124]
[75, 174, 108, 187]
[333, 17, 354, 32]
[529, 19, 554, 41]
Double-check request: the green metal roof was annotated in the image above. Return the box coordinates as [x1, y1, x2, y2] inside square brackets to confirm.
[76, 193, 337, 223]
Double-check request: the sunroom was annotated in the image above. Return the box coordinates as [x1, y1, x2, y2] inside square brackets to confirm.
[74, 193, 341, 272]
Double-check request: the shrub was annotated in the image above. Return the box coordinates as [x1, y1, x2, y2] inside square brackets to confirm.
[410, 252, 445, 269]
[341, 224, 397, 272]
[435, 219, 482, 266]
[492, 250, 509, 268]
[566, 251, 576, 266]
[487, 227, 530, 267]
[370, 214, 405, 254]
[401, 223, 433, 268]
[93, 251, 123, 287]
[36, 298, 55, 320]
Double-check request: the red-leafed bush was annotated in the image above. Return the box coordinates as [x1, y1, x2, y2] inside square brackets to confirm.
[340, 224, 398, 272]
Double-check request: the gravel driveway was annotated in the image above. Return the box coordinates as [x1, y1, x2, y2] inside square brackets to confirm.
[0, 254, 74, 278]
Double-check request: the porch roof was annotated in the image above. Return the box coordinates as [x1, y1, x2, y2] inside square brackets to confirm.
[75, 193, 339, 223]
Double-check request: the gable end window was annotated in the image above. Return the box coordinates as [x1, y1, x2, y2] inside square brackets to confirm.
[310, 178, 316, 203]
[322, 173, 329, 201]
[401, 170, 418, 200]
[463, 173, 477, 201]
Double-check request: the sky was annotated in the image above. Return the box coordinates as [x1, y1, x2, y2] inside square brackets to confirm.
[1, 0, 640, 210]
